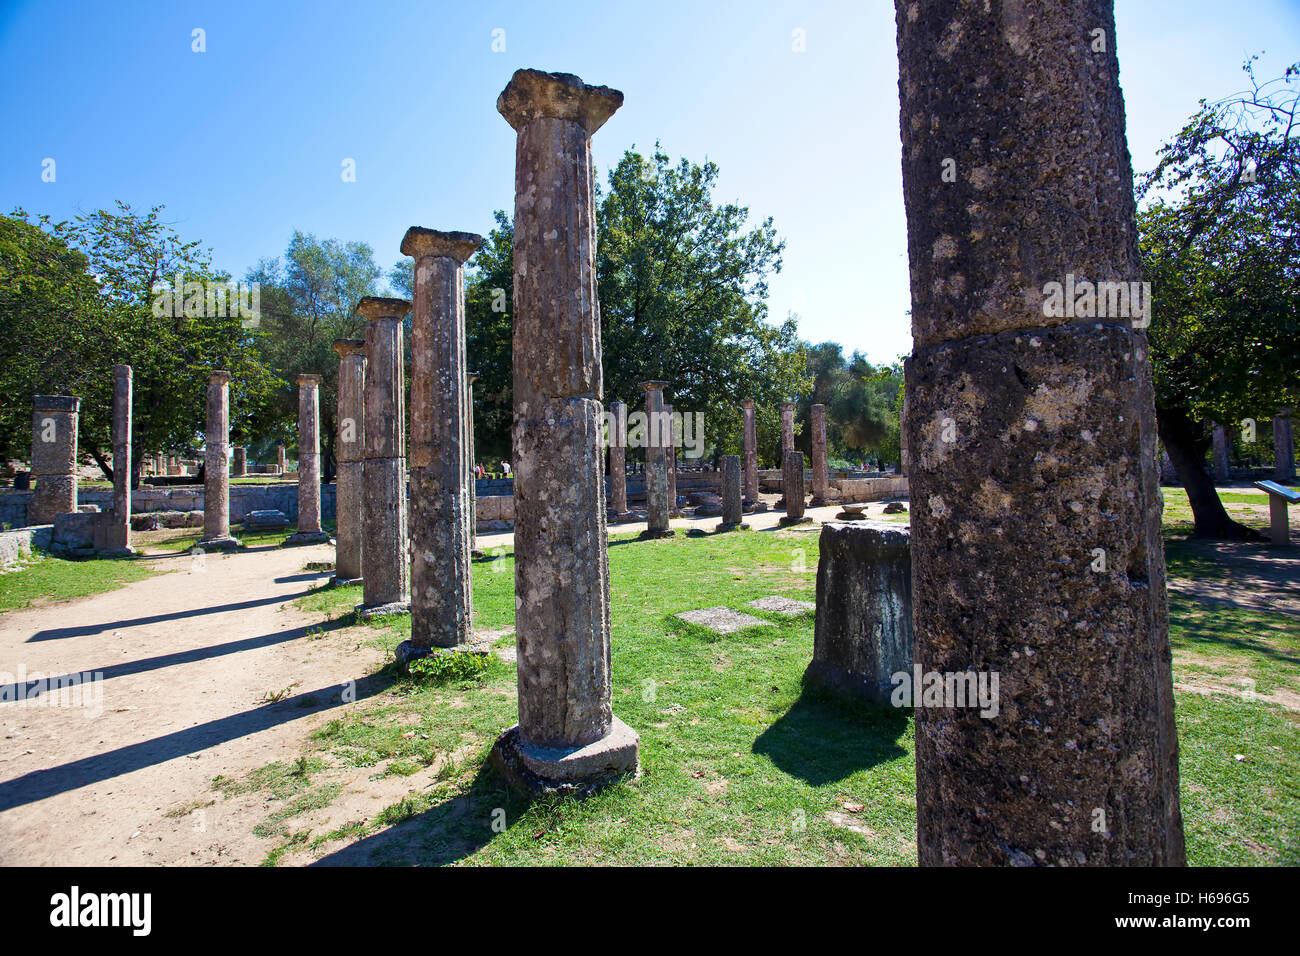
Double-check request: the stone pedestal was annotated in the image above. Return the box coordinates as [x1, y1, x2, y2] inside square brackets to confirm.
[101, 365, 134, 554]
[810, 402, 830, 505]
[284, 374, 332, 546]
[30, 395, 80, 526]
[1211, 424, 1230, 482]
[806, 522, 912, 702]
[332, 339, 366, 585]
[1274, 409, 1295, 481]
[399, 227, 483, 661]
[639, 380, 672, 538]
[200, 372, 240, 551]
[356, 297, 411, 618]
[608, 399, 630, 517]
[719, 454, 746, 531]
[232, 446, 247, 478]
[490, 67, 639, 794]
[895, 0, 1182, 865]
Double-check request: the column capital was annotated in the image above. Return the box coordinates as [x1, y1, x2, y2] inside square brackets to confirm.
[354, 296, 411, 322]
[497, 68, 623, 135]
[34, 394, 80, 412]
[209, 370, 231, 384]
[741, 398, 755, 409]
[467, 371, 479, 384]
[400, 227, 483, 264]
[638, 380, 669, 393]
[297, 373, 322, 387]
[333, 338, 366, 358]
[113, 364, 132, 380]
[780, 400, 795, 411]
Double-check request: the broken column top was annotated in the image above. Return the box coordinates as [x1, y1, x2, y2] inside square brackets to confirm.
[209, 370, 231, 383]
[467, 371, 479, 384]
[33, 395, 80, 411]
[333, 338, 366, 357]
[297, 374, 322, 386]
[741, 398, 755, 408]
[497, 68, 624, 134]
[639, 380, 669, 392]
[113, 365, 132, 378]
[355, 296, 411, 322]
[399, 227, 484, 263]
[781, 401, 795, 410]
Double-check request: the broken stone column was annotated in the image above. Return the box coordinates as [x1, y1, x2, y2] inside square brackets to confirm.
[1274, 408, 1295, 481]
[719, 454, 745, 530]
[491, 67, 639, 793]
[741, 398, 762, 511]
[806, 522, 912, 702]
[200, 371, 240, 551]
[1211, 424, 1230, 482]
[100, 365, 133, 554]
[276, 443, 286, 475]
[356, 297, 411, 617]
[332, 339, 366, 584]
[1159, 447, 1178, 485]
[665, 402, 681, 516]
[232, 446, 247, 478]
[467, 371, 481, 552]
[899, 390, 910, 475]
[284, 374, 331, 546]
[29, 395, 79, 526]
[640, 380, 672, 537]
[810, 402, 830, 506]
[608, 399, 629, 517]
[399, 227, 483, 661]
[779, 450, 808, 525]
[780, 401, 795, 456]
[895, 0, 1182, 865]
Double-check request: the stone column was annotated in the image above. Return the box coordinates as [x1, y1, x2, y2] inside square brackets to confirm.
[640, 380, 672, 537]
[1211, 424, 1230, 482]
[720, 454, 745, 530]
[780, 401, 796, 456]
[200, 371, 240, 550]
[608, 399, 629, 517]
[896, 0, 1182, 864]
[399, 227, 483, 661]
[356, 297, 411, 617]
[30, 395, 79, 526]
[664, 402, 681, 516]
[1274, 408, 1295, 481]
[232, 446, 247, 478]
[491, 68, 639, 793]
[332, 339, 366, 584]
[168, 455, 179, 476]
[102, 365, 133, 553]
[779, 450, 808, 525]
[899, 390, 910, 475]
[467, 371, 481, 553]
[285, 374, 330, 546]
[741, 398, 761, 510]
[1159, 447, 1178, 485]
[810, 403, 830, 506]
[276, 443, 286, 475]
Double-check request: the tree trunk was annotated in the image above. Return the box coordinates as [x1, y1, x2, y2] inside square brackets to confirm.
[90, 445, 113, 484]
[1156, 405, 1263, 540]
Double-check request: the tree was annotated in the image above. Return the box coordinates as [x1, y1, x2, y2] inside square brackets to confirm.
[793, 343, 903, 468]
[1137, 58, 1300, 538]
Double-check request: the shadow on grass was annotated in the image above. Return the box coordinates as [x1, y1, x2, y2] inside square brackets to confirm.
[753, 684, 909, 786]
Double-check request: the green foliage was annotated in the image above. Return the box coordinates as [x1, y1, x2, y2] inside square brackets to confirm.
[407, 650, 491, 685]
[796, 343, 903, 467]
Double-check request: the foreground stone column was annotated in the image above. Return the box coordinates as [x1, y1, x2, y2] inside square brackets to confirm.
[778, 450, 808, 526]
[101, 365, 134, 553]
[1274, 409, 1295, 481]
[399, 227, 483, 661]
[608, 399, 630, 517]
[806, 522, 912, 702]
[639, 381, 672, 537]
[232, 446, 247, 478]
[356, 297, 411, 618]
[664, 402, 681, 516]
[810, 403, 830, 506]
[1211, 424, 1230, 482]
[29, 395, 79, 526]
[491, 67, 639, 793]
[200, 371, 240, 550]
[285, 374, 331, 546]
[332, 339, 366, 584]
[719, 454, 746, 531]
[896, 0, 1182, 864]
[741, 398, 762, 510]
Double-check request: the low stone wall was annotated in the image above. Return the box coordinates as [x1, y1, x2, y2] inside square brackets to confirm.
[0, 525, 52, 567]
[836, 476, 909, 502]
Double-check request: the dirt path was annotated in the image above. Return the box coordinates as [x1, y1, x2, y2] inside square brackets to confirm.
[0, 542, 385, 866]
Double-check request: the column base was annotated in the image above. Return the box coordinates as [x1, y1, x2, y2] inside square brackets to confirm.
[395, 639, 490, 670]
[355, 601, 410, 620]
[491, 718, 640, 798]
[282, 531, 335, 547]
[197, 535, 242, 552]
[638, 528, 677, 540]
[778, 515, 813, 527]
[744, 501, 768, 514]
[716, 521, 750, 532]
[607, 510, 634, 522]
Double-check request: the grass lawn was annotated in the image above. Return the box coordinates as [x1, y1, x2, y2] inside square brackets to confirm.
[0, 550, 158, 614]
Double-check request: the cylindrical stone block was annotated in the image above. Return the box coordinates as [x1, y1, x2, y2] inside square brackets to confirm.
[30, 395, 80, 526]
[276, 444, 286, 474]
[810, 403, 829, 504]
[201, 371, 234, 545]
[107, 366, 132, 551]
[721, 454, 742, 527]
[780, 401, 795, 456]
[467, 371, 479, 545]
[232, 446, 247, 478]
[296, 374, 323, 534]
[333, 338, 366, 582]
[1274, 408, 1295, 481]
[1211, 425, 1229, 482]
[609, 399, 628, 515]
[742, 398, 758, 505]
[665, 402, 678, 515]
[782, 450, 805, 520]
[641, 381, 669, 532]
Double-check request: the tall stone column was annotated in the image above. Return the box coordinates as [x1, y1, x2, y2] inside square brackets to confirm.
[332, 339, 366, 585]
[719, 454, 746, 531]
[664, 402, 681, 517]
[640, 380, 672, 537]
[780, 401, 796, 456]
[102, 365, 134, 553]
[399, 227, 483, 661]
[899, 390, 910, 475]
[741, 398, 761, 510]
[491, 68, 639, 793]
[810, 402, 830, 506]
[467, 371, 481, 553]
[778, 450, 808, 525]
[895, 0, 1182, 864]
[29, 395, 79, 526]
[1211, 424, 1230, 482]
[608, 399, 629, 517]
[1274, 408, 1295, 481]
[232, 446, 247, 478]
[356, 297, 411, 618]
[200, 371, 240, 550]
[285, 374, 331, 546]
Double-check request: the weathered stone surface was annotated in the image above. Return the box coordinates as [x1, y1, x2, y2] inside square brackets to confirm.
[244, 509, 289, 531]
[882, 501, 907, 514]
[467, 370, 480, 549]
[102, 365, 133, 553]
[779, 450, 807, 524]
[403, 228, 482, 650]
[30, 395, 79, 525]
[232, 446, 247, 477]
[608, 399, 629, 515]
[640, 381, 670, 534]
[494, 68, 637, 789]
[720, 454, 744, 529]
[780, 401, 795, 456]
[1274, 408, 1295, 481]
[741, 398, 759, 505]
[1211, 424, 1229, 482]
[806, 522, 911, 702]
[283, 373, 328, 545]
[810, 403, 830, 506]
[333, 339, 366, 583]
[748, 595, 814, 617]
[665, 402, 681, 516]
[675, 607, 766, 634]
[200, 371, 240, 550]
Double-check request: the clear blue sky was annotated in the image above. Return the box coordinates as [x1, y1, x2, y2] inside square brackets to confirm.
[2, 0, 1296, 367]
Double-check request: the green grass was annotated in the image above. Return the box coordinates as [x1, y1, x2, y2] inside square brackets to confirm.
[0, 549, 159, 614]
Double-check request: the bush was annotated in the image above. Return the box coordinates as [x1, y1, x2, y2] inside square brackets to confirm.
[407, 650, 490, 685]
